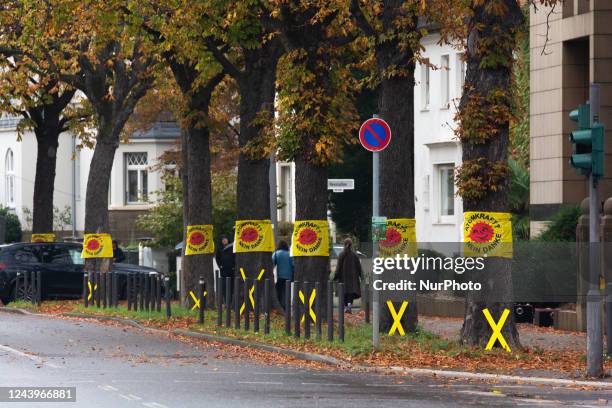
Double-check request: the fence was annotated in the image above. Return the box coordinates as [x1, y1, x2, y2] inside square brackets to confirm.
[14, 270, 41, 305]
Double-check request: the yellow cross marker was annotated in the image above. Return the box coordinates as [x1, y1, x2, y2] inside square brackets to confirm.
[483, 308, 511, 352]
[239, 268, 265, 315]
[298, 289, 316, 324]
[87, 280, 97, 302]
[189, 290, 207, 311]
[387, 301, 409, 336]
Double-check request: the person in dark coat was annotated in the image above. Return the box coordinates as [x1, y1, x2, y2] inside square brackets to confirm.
[334, 238, 362, 313]
[272, 240, 294, 311]
[113, 240, 126, 263]
[215, 235, 235, 302]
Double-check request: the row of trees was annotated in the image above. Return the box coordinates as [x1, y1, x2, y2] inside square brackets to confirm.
[0, 0, 558, 347]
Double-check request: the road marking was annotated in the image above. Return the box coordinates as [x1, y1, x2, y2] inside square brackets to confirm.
[237, 381, 283, 385]
[0, 344, 63, 369]
[301, 382, 348, 386]
[98, 384, 119, 392]
[458, 390, 505, 397]
[119, 394, 142, 401]
[143, 403, 168, 408]
[365, 383, 413, 387]
[513, 398, 562, 405]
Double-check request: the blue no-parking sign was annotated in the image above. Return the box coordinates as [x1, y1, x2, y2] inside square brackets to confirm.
[359, 118, 391, 152]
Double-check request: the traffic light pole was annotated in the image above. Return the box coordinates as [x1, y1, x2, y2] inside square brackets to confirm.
[587, 83, 603, 377]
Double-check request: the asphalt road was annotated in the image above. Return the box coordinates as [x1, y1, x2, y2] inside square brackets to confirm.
[0, 312, 610, 408]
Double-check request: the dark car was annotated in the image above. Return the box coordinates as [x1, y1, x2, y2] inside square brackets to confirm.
[0, 242, 161, 304]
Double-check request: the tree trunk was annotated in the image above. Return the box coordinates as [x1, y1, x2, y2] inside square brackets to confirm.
[235, 44, 280, 307]
[83, 123, 117, 274]
[294, 155, 329, 310]
[376, 2, 419, 334]
[459, 0, 523, 349]
[183, 124, 215, 306]
[32, 125, 60, 234]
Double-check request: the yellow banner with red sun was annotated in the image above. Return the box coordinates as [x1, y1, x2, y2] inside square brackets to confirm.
[378, 218, 417, 258]
[31, 233, 55, 243]
[82, 233, 113, 259]
[291, 220, 329, 257]
[463, 212, 513, 258]
[234, 220, 274, 253]
[185, 225, 215, 255]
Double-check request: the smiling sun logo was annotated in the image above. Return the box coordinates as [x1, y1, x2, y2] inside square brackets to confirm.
[463, 212, 513, 258]
[291, 221, 329, 257]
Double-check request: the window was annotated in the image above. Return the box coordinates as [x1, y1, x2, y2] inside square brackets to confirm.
[437, 164, 455, 222]
[13, 247, 40, 264]
[457, 53, 466, 96]
[125, 152, 148, 204]
[41, 245, 72, 264]
[5, 149, 14, 208]
[68, 248, 85, 265]
[421, 58, 430, 109]
[440, 55, 450, 108]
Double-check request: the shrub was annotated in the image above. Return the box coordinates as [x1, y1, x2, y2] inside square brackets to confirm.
[0, 207, 23, 243]
[535, 205, 581, 242]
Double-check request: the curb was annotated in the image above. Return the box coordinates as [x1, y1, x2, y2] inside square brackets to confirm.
[2, 307, 611, 389]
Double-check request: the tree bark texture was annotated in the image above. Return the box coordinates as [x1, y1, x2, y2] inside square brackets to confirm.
[459, 0, 523, 350]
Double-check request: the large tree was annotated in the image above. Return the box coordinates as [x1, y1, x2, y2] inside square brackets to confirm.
[455, 0, 524, 348]
[205, 0, 284, 301]
[265, 1, 360, 308]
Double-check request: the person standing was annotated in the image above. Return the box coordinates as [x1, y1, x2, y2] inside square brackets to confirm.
[272, 240, 293, 311]
[334, 238, 362, 313]
[215, 235, 235, 303]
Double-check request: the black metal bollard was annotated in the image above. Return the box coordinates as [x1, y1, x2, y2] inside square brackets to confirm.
[101, 272, 107, 309]
[30, 271, 36, 305]
[198, 277, 205, 325]
[106, 272, 111, 308]
[327, 281, 333, 342]
[293, 281, 300, 338]
[134, 275, 139, 311]
[338, 283, 345, 342]
[95, 272, 101, 308]
[304, 282, 311, 339]
[112, 271, 118, 308]
[139, 273, 145, 311]
[156, 275, 162, 312]
[23, 271, 28, 302]
[127, 274, 132, 311]
[216, 276, 222, 327]
[234, 277, 240, 329]
[225, 277, 231, 328]
[243, 279, 250, 331]
[364, 283, 370, 323]
[164, 276, 172, 319]
[284, 280, 291, 336]
[36, 271, 42, 306]
[315, 281, 321, 339]
[83, 273, 88, 308]
[264, 279, 270, 335]
[144, 275, 151, 312]
[253, 279, 260, 333]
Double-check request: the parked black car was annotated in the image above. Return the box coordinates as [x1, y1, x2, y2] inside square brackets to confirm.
[0, 242, 161, 304]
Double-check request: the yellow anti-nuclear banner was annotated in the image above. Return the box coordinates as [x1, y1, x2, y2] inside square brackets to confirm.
[463, 212, 513, 258]
[291, 220, 329, 257]
[82, 233, 113, 259]
[378, 218, 417, 258]
[31, 233, 55, 243]
[185, 225, 215, 255]
[234, 220, 274, 253]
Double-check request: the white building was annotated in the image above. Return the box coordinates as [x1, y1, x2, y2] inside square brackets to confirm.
[0, 117, 179, 243]
[276, 33, 466, 243]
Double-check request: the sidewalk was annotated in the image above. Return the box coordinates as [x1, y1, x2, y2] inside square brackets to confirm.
[420, 316, 589, 352]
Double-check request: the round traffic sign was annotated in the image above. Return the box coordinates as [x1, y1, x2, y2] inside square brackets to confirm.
[359, 118, 391, 152]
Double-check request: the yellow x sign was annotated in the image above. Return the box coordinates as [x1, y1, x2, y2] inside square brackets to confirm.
[239, 268, 265, 315]
[298, 289, 316, 324]
[87, 280, 97, 302]
[189, 290, 207, 311]
[483, 308, 511, 352]
[387, 301, 409, 336]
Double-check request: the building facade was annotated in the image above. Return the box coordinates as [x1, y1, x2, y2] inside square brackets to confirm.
[530, 0, 612, 234]
[276, 33, 466, 243]
[0, 117, 179, 243]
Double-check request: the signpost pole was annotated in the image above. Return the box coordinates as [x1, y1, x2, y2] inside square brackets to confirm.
[372, 116, 380, 349]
